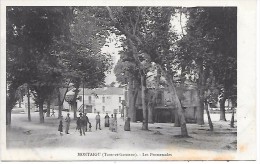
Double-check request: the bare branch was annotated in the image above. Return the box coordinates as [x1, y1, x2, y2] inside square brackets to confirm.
[133, 7, 141, 36]
[106, 6, 117, 22]
[106, 6, 143, 45]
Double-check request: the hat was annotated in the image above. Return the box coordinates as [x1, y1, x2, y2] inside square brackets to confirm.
[79, 113, 82, 116]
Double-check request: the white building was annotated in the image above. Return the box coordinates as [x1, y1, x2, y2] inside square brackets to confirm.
[64, 87, 125, 114]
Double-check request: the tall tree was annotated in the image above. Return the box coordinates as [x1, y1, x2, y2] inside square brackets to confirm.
[7, 7, 112, 123]
[98, 7, 152, 130]
[114, 36, 143, 122]
[61, 7, 112, 119]
[89, 6, 189, 135]
[136, 7, 189, 136]
[7, 7, 74, 123]
[179, 7, 237, 122]
[114, 56, 140, 122]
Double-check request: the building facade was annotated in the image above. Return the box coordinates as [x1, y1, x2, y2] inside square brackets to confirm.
[132, 84, 233, 123]
[133, 85, 200, 123]
[64, 87, 124, 114]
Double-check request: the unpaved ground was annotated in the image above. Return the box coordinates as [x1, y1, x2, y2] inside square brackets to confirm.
[6, 107, 237, 151]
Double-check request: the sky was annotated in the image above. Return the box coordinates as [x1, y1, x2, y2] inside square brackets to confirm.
[103, 11, 187, 85]
[102, 34, 122, 85]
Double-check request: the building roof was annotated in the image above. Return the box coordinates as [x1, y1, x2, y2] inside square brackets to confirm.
[67, 87, 124, 96]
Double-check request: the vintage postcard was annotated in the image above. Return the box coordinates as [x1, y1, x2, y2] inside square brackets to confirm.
[0, 0, 258, 162]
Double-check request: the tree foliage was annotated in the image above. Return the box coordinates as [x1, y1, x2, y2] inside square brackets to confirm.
[177, 7, 237, 121]
[6, 7, 112, 123]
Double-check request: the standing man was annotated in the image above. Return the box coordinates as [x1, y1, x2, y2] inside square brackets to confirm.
[82, 113, 87, 135]
[77, 113, 85, 136]
[95, 112, 101, 130]
[65, 113, 71, 134]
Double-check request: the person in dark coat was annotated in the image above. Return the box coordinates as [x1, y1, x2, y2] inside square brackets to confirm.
[77, 113, 85, 136]
[58, 116, 63, 135]
[104, 113, 110, 127]
[76, 116, 80, 130]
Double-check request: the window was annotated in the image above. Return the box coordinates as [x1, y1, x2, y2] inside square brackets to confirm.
[119, 106, 121, 113]
[102, 106, 105, 113]
[119, 97, 121, 103]
[102, 96, 105, 103]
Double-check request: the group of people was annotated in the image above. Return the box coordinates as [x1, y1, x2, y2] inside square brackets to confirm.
[58, 112, 118, 136]
[105, 113, 118, 132]
[58, 113, 71, 135]
[76, 112, 92, 136]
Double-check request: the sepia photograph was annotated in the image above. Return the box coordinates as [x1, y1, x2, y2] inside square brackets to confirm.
[0, 0, 258, 162]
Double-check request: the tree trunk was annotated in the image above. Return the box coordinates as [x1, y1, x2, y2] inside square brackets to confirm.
[128, 80, 134, 120]
[197, 62, 205, 125]
[230, 107, 235, 128]
[39, 100, 44, 123]
[128, 80, 138, 122]
[174, 109, 180, 127]
[6, 110, 11, 125]
[197, 99, 205, 125]
[165, 73, 188, 137]
[205, 101, 213, 131]
[58, 105, 63, 119]
[46, 98, 51, 117]
[18, 98, 22, 108]
[147, 92, 155, 124]
[126, 38, 148, 129]
[132, 88, 138, 122]
[71, 84, 80, 120]
[220, 97, 227, 121]
[6, 85, 18, 125]
[27, 86, 31, 122]
[6, 102, 13, 126]
[141, 74, 148, 130]
[58, 89, 63, 119]
[148, 101, 154, 123]
[72, 102, 77, 120]
[230, 97, 236, 128]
